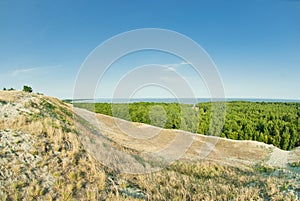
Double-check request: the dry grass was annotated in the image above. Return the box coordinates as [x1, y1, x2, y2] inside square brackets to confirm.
[0, 91, 108, 200]
[117, 160, 298, 201]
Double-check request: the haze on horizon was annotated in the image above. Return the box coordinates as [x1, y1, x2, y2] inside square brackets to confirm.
[0, 0, 299, 100]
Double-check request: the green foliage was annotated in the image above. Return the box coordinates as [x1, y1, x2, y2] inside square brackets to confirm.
[75, 101, 300, 150]
[254, 164, 275, 174]
[149, 105, 167, 127]
[288, 161, 300, 167]
[23, 85, 33, 93]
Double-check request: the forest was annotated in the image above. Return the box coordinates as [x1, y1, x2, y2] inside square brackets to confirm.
[73, 101, 300, 150]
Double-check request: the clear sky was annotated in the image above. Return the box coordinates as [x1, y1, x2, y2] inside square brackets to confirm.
[0, 0, 299, 99]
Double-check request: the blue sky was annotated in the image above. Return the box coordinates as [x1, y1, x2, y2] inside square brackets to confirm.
[0, 0, 299, 99]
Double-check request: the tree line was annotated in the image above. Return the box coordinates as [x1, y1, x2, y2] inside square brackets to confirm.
[74, 101, 300, 150]
[2, 85, 33, 93]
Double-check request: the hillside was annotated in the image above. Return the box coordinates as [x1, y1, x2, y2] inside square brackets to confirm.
[74, 102, 300, 150]
[0, 91, 299, 200]
[0, 91, 110, 200]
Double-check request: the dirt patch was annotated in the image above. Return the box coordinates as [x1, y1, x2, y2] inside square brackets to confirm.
[266, 147, 289, 168]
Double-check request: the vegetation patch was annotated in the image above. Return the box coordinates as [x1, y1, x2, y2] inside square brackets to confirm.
[288, 161, 300, 167]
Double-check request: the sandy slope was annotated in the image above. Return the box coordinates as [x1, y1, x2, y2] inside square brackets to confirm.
[73, 107, 299, 170]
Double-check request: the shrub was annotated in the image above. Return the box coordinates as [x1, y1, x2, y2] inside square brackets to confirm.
[23, 85, 33, 93]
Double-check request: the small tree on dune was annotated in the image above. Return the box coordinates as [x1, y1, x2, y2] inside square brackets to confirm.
[23, 85, 33, 93]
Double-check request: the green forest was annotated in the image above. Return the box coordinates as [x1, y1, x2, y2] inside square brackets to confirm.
[73, 101, 300, 150]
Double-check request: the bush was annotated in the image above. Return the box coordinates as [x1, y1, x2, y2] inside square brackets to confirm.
[23, 85, 33, 93]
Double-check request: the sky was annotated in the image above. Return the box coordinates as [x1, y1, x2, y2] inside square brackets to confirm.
[0, 0, 300, 99]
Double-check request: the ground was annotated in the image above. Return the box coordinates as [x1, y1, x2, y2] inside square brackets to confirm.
[0, 91, 299, 200]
